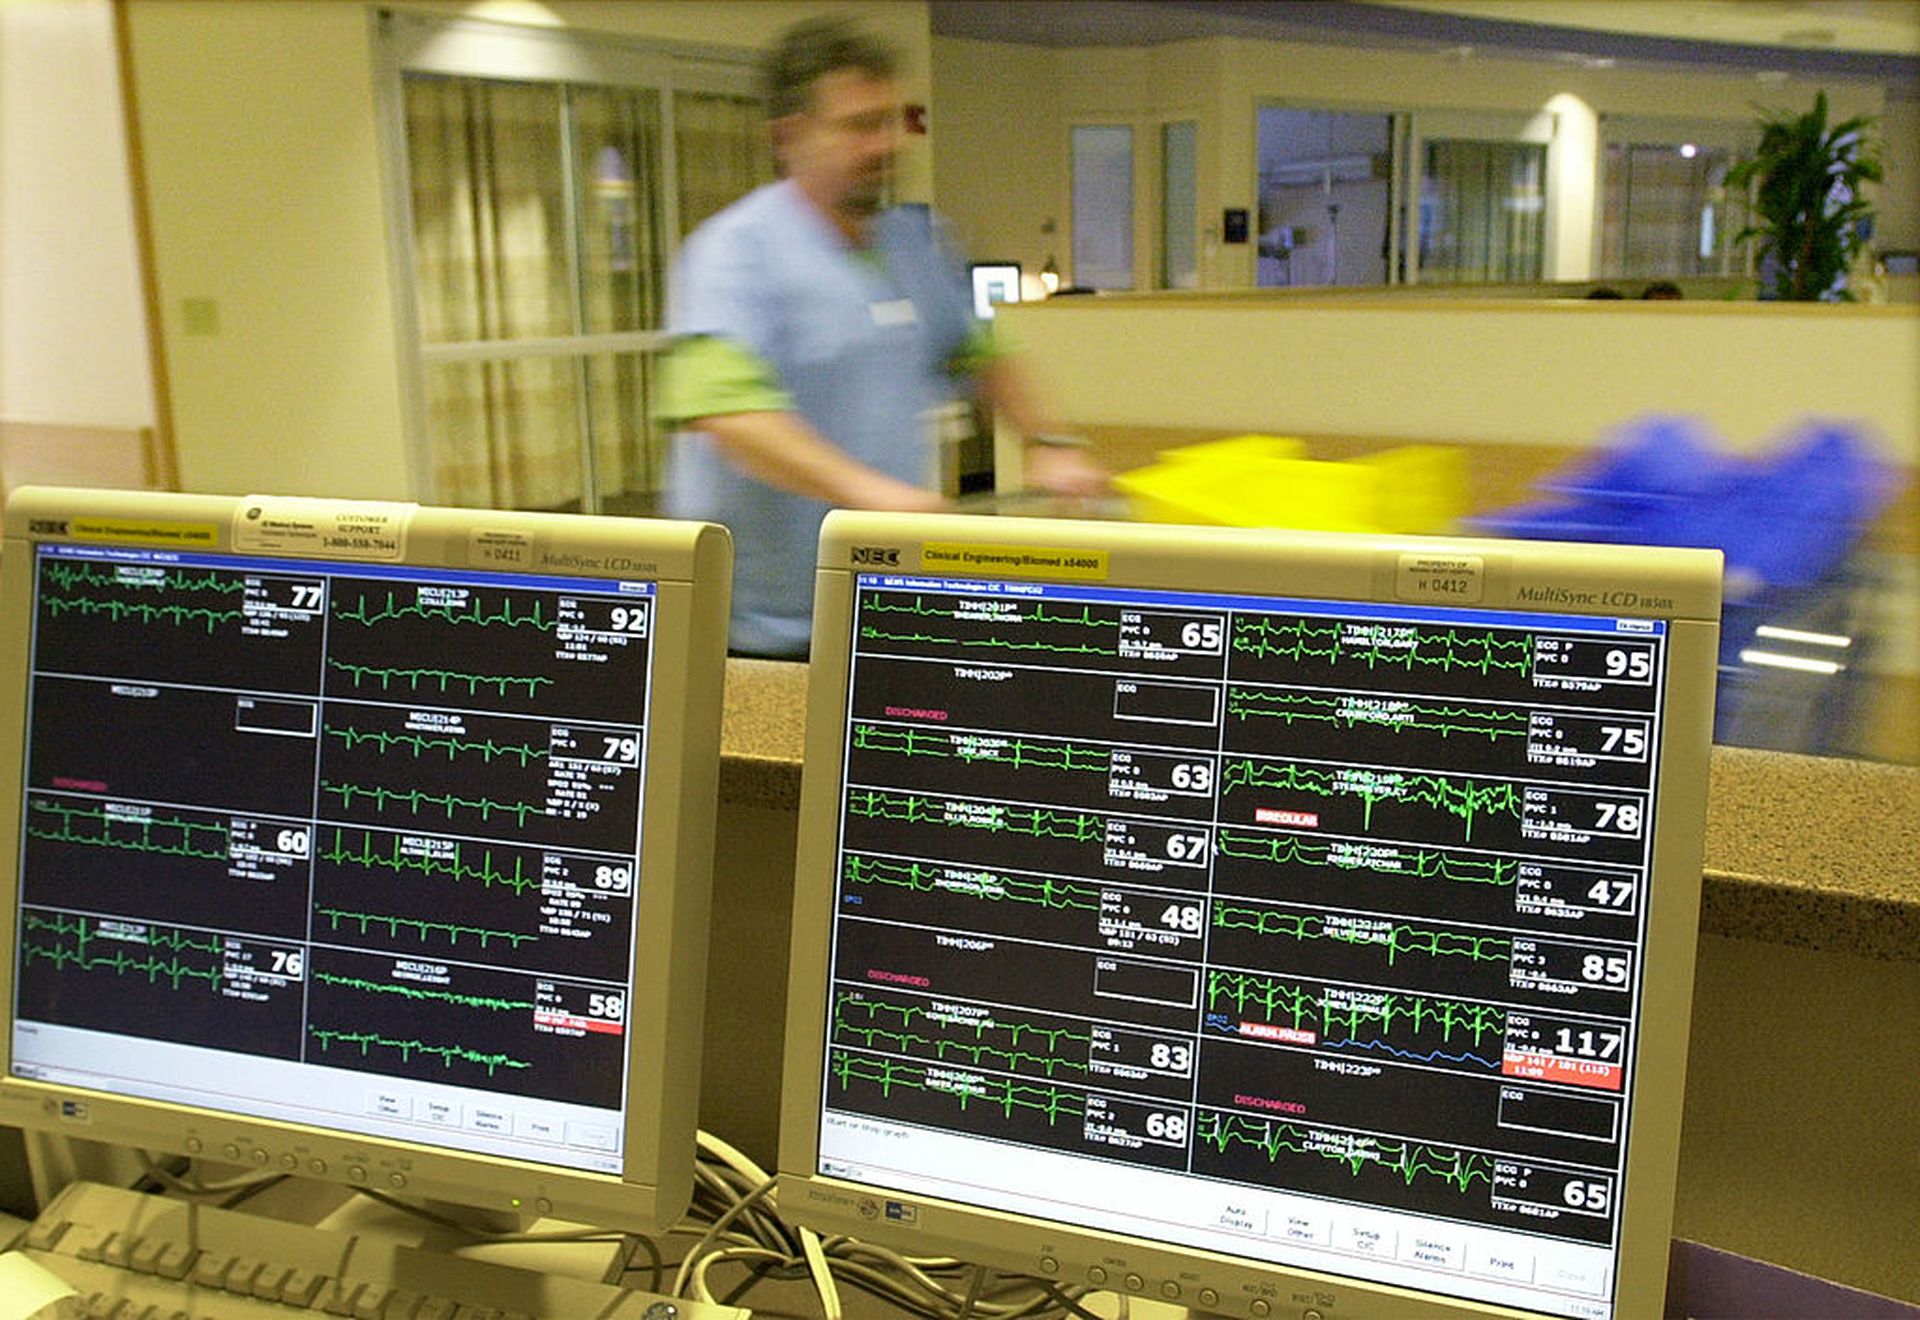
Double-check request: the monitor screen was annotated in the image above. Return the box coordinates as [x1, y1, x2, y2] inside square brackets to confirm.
[780, 512, 1719, 1319]
[0, 488, 731, 1232]
[970, 263, 1023, 320]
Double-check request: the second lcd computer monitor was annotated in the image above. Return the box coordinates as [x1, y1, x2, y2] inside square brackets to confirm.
[0, 489, 731, 1233]
[781, 512, 1721, 1320]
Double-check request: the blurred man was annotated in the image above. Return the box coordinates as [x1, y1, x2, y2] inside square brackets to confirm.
[659, 18, 1102, 657]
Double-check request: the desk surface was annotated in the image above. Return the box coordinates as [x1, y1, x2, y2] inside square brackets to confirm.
[717, 658, 1920, 964]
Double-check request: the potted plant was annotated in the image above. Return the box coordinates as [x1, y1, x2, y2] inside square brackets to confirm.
[1727, 91, 1882, 301]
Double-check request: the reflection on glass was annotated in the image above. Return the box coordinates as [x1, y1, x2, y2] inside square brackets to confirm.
[1419, 139, 1546, 283]
[573, 86, 663, 336]
[1255, 109, 1392, 287]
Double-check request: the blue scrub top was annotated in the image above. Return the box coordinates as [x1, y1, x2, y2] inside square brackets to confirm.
[663, 181, 978, 657]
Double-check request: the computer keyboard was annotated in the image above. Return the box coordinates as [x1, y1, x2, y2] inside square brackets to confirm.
[9, 1179, 747, 1320]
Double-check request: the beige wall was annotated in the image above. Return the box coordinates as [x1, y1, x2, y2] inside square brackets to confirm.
[929, 36, 1062, 274]
[934, 33, 1894, 291]
[0, 1, 152, 430]
[1000, 298, 1920, 462]
[123, 1, 932, 503]
[127, 1, 411, 499]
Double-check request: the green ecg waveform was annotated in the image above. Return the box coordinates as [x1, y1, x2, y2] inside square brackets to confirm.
[27, 800, 229, 861]
[851, 723, 1109, 773]
[333, 590, 557, 631]
[847, 790, 1103, 842]
[1233, 617, 1535, 677]
[322, 829, 541, 895]
[843, 855, 1100, 911]
[39, 594, 245, 632]
[1226, 689, 1529, 741]
[309, 1029, 531, 1076]
[1222, 759, 1523, 840]
[1214, 831, 1517, 888]
[1212, 903, 1512, 965]
[327, 658, 553, 698]
[325, 724, 548, 767]
[830, 1053, 1084, 1124]
[41, 563, 243, 595]
[21, 913, 224, 992]
[834, 995, 1090, 1076]
[859, 595, 1120, 657]
[311, 970, 533, 1011]
[1207, 969, 1506, 1046]
[322, 782, 546, 825]
[1196, 1113, 1497, 1193]
[315, 907, 536, 949]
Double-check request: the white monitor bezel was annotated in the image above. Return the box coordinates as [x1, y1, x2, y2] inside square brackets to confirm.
[779, 510, 1720, 1320]
[0, 487, 731, 1233]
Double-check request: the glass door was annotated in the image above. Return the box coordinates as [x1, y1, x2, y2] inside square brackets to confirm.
[1160, 120, 1198, 290]
[1404, 111, 1555, 284]
[1071, 123, 1135, 290]
[1599, 117, 1752, 280]
[377, 14, 764, 514]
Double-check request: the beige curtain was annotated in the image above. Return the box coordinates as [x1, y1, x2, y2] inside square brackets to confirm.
[1602, 144, 1732, 279]
[1420, 140, 1546, 284]
[674, 91, 773, 238]
[406, 75, 580, 510]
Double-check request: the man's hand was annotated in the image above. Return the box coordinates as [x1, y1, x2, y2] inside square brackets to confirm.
[1025, 442, 1110, 499]
[697, 410, 948, 512]
[841, 469, 951, 513]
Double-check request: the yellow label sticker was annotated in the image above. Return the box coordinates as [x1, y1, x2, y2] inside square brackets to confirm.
[68, 518, 219, 549]
[920, 542, 1109, 581]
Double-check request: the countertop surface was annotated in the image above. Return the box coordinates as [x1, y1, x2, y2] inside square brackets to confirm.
[717, 658, 1920, 962]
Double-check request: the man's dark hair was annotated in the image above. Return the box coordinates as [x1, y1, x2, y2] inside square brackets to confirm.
[763, 17, 898, 119]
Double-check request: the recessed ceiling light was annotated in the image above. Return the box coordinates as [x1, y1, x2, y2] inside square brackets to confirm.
[1755, 69, 1790, 84]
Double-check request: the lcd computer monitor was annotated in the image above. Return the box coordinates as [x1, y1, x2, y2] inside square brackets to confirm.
[970, 263, 1022, 320]
[0, 488, 731, 1233]
[780, 511, 1720, 1320]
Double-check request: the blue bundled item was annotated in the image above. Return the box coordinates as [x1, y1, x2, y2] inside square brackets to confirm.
[1707, 422, 1895, 593]
[1541, 415, 1741, 505]
[1471, 419, 1896, 599]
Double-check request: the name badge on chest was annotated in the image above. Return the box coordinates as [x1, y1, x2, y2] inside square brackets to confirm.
[869, 299, 918, 327]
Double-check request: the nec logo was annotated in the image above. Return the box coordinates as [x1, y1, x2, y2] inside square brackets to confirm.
[850, 546, 900, 566]
[28, 520, 68, 535]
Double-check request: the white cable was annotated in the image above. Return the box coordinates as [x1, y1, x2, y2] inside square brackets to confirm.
[670, 1175, 777, 1298]
[688, 1244, 795, 1303]
[697, 1128, 772, 1185]
[801, 1225, 845, 1320]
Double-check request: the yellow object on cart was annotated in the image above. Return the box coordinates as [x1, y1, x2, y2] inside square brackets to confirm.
[1113, 439, 1465, 534]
